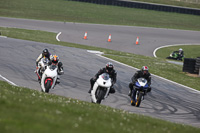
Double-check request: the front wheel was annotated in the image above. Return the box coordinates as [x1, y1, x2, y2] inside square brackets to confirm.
[45, 80, 51, 93]
[96, 88, 106, 104]
[135, 92, 143, 107]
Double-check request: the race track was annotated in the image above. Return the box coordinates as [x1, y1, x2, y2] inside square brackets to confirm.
[0, 17, 200, 57]
[0, 37, 200, 127]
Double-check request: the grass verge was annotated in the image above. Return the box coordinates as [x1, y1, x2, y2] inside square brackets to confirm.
[0, 80, 200, 133]
[0, 0, 200, 31]
[156, 45, 200, 59]
[0, 27, 200, 91]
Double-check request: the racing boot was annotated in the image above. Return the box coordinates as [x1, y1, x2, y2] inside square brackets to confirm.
[88, 78, 95, 93]
[128, 83, 134, 97]
[56, 78, 60, 84]
[147, 87, 151, 92]
[88, 88, 92, 93]
[109, 87, 115, 94]
[56, 76, 60, 85]
[128, 89, 132, 97]
[37, 78, 41, 84]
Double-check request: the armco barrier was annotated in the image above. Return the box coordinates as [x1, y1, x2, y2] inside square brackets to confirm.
[68, 0, 200, 15]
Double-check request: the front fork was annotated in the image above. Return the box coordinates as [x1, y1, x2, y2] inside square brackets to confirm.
[133, 90, 144, 102]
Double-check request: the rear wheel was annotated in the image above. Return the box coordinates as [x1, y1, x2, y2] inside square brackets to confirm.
[45, 80, 51, 93]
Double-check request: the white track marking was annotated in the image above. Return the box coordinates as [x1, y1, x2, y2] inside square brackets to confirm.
[153, 43, 200, 57]
[0, 36, 7, 38]
[56, 32, 61, 41]
[0, 74, 18, 86]
[87, 50, 104, 54]
[91, 52, 200, 94]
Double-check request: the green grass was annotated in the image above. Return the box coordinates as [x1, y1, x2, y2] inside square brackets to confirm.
[0, 27, 200, 91]
[0, 0, 200, 31]
[156, 45, 200, 59]
[0, 80, 199, 133]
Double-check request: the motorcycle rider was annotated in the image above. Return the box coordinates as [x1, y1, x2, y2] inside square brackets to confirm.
[88, 62, 117, 94]
[128, 66, 151, 97]
[36, 49, 52, 66]
[169, 48, 184, 61]
[48, 54, 64, 84]
[35, 49, 52, 80]
[177, 48, 184, 60]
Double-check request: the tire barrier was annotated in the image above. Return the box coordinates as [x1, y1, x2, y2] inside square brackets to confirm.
[68, 0, 200, 15]
[183, 58, 198, 74]
[195, 57, 200, 74]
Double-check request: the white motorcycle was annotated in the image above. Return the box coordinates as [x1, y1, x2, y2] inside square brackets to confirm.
[91, 73, 112, 104]
[41, 64, 58, 93]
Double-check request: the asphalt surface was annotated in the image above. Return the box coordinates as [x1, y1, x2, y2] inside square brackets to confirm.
[0, 37, 200, 127]
[0, 17, 200, 57]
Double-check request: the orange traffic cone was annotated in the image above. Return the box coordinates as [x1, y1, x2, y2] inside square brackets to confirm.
[107, 34, 112, 42]
[136, 36, 139, 45]
[83, 32, 87, 40]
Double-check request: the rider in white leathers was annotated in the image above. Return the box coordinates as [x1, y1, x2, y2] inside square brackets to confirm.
[35, 49, 52, 81]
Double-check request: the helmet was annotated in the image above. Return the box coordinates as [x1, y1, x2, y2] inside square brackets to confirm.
[179, 48, 183, 51]
[142, 66, 148, 75]
[51, 55, 59, 64]
[42, 49, 49, 57]
[106, 62, 114, 72]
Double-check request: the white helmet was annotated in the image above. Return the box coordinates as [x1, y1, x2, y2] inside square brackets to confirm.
[142, 66, 149, 75]
[179, 48, 183, 51]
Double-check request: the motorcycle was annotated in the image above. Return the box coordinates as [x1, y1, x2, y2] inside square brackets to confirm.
[41, 64, 58, 93]
[131, 78, 149, 107]
[91, 73, 112, 104]
[166, 51, 184, 61]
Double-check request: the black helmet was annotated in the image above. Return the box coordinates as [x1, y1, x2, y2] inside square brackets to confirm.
[106, 62, 114, 72]
[141, 66, 149, 75]
[42, 49, 49, 57]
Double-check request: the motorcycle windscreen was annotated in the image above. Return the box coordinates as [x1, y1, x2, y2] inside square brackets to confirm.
[101, 73, 110, 80]
[135, 82, 148, 89]
[136, 78, 148, 88]
[49, 65, 57, 70]
[135, 82, 141, 87]
[41, 57, 49, 65]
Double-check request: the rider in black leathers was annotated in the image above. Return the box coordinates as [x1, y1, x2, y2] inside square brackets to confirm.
[88, 62, 117, 94]
[128, 66, 151, 97]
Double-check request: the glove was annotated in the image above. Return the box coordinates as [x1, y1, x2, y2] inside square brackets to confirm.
[147, 87, 151, 92]
[93, 76, 97, 81]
